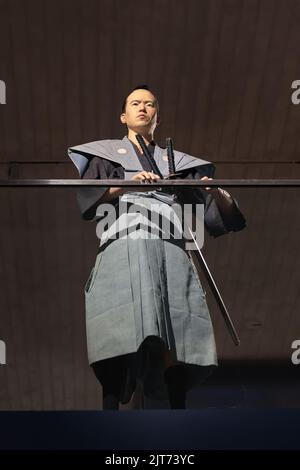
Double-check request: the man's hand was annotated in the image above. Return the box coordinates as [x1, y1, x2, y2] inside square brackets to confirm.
[201, 176, 213, 191]
[131, 171, 161, 183]
[101, 171, 161, 202]
[201, 176, 231, 199]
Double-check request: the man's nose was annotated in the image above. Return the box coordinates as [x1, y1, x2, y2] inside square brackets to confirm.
[138, 102, 146, 111]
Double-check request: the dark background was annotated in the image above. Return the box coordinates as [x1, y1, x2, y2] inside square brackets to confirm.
[0, 0, 300, 412]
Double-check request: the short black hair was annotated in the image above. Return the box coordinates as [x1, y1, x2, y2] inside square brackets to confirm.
[121, 84, 159, 114]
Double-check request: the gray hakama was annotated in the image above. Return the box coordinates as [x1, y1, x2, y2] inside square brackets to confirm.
[69, 137, 246, 401]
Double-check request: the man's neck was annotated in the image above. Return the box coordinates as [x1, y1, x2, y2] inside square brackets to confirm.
[127, 130, 154, 152]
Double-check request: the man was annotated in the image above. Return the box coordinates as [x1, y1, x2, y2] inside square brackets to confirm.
[69, 85, 246, 409]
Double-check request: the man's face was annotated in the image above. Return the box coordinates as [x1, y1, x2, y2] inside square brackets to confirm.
[120, 89, 159, 133]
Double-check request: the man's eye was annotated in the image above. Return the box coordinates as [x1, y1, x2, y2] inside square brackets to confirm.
[147, 103, 154, 107]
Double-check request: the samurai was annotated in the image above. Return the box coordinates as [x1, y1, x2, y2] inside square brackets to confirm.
[68, 85, 246, 409]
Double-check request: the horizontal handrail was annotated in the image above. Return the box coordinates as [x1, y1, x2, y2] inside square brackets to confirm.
[1, 179, 300, 188]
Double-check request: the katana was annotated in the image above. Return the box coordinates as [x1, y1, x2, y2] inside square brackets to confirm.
[134, 133, 240, 345]
[187, 229, 240, 346]
[165, 137, 240, 346]
[136, 134, 163, 179]
[166, 138, 176, 175]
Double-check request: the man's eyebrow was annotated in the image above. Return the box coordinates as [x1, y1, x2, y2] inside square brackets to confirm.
[129, 99, 155, 104]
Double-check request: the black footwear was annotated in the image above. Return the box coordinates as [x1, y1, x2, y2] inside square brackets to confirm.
[164, 364, 188, 409]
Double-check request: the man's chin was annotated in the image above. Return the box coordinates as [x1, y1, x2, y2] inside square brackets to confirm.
[130, 124, 152, 133]
[135, 121, 150, 128]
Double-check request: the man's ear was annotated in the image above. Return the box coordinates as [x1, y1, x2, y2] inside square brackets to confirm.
[120, 113, 126, 124]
